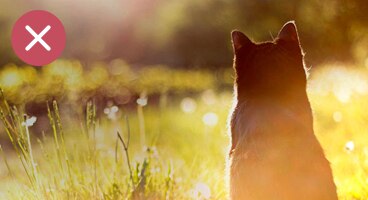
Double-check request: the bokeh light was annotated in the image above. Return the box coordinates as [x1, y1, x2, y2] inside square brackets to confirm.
[180, 97, 197, 113]
[201, 90, 216, 105]
[202, 112, 218, 127]
[332, 111, 343, 122]
[345, 141, 355, 153]
[189, 182, 211, 199]
[104, 105, 119, 120]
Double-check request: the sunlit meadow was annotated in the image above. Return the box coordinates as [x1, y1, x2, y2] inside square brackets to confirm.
[0, 61, 367, 199]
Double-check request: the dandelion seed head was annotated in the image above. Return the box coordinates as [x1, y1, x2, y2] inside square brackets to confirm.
[111, 106, 118, 113]
[137, 97, 148, 106]
[104, 105, 119, 120]
[21, 116, 37, 127]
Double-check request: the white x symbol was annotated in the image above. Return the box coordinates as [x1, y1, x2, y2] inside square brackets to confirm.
[25, 25, 51, 51]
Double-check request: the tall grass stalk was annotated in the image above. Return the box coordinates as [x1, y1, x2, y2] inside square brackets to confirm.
[0, 90, 40, 196]
[24, 115, 38, 185]
[117, 129, 135, 191]
[53, 101, 74, 188]
[137, 92, 147, 147]
[47, 102, 63, 171]
[85, 100, 98, 196]
[0, 145, 13, 177]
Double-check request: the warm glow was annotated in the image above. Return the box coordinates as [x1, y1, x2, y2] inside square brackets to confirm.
[345, 141, 355, 152]
[332, 111, 343, 122]
[202, 112, 218, 127]
[189, 182, 211, 199]
[104, 105, 119, 120]
[180, 97, 197, 113]
[0, 68, 22, 88]
[201, 90, 216, 105]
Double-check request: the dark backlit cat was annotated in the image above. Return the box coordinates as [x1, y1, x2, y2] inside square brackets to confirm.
[228, 21, 338, 200]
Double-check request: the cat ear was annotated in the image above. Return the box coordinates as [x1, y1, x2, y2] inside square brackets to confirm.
[231, 30, 253, 52]
[277, 21, 300, 44]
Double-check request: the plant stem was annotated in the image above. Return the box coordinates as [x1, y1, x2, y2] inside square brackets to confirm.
[117, 131, 135, 191]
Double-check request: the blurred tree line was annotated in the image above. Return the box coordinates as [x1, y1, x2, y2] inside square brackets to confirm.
[1, 0, 368, 68]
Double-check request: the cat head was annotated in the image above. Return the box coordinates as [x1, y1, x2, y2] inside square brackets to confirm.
[231, 21, 308, 103]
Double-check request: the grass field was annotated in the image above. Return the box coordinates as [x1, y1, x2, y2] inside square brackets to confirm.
[0, 63, 367, 199]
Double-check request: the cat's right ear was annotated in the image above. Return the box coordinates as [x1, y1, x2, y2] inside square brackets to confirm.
[231, 30, 254, 53]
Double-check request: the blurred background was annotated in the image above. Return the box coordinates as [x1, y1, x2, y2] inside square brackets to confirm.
[0, 0, 367, 199]
[1, 0, 368, 67]
[0, 0, 367, 109]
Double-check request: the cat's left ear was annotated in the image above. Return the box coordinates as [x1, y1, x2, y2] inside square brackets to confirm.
[277, 21, 300, 45]
[231, 30, 254, 53]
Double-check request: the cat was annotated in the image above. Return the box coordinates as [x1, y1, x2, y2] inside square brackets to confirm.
[228, 21, 338, 200]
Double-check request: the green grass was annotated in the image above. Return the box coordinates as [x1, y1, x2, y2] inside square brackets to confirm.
[0, 65, 367, 199]
[0, 90, 231, 199]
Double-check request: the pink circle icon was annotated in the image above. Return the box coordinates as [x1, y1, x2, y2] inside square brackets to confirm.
[11, 10, 66, 66]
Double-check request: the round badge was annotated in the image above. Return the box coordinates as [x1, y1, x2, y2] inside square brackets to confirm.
[11, 10, 66, 66]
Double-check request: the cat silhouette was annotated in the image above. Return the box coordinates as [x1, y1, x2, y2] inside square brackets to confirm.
[228, 21, 338, 200]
